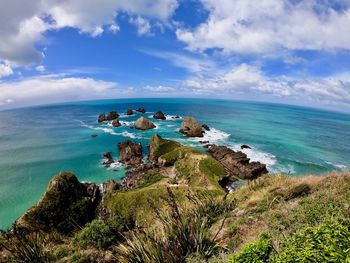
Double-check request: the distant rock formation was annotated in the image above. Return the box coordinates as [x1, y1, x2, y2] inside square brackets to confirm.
[241, 144, 251, 150]
[127, 108, 134, 115]
[107, 111, 119, 121]
[98, 113, 106, 122]
[118, 140, 143, 166]
[91, 134, 98, 138]
[202, 124, 210, 131]
[153, 111, 166, 120]
[112, 119, 121, 127]
[179, 116, 204, 137]
[102, 152, 114, 168]
[136, 108, 146, 113]
[208, 145, 268, 180]
[134, 117, 156, 130]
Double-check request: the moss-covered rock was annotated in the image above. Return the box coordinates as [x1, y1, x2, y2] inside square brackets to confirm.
[148, 134, 181, 163]
[20, 172, 99, 234]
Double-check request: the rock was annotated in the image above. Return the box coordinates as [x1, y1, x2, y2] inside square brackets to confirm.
[19, 172, 99, 234]
[241, 144, 251, 150]
[118, 140, 143, 166]
[98, 113, 106, 122]
[208, 145, 268, 181]
[112, 119, 121, 127]
[127, 108, 133, 115]
[199, 140, 210, 144]
[91, 134, 98, 138]
[172, 116, 180, 119]
[122, 163, 156, 189]
[179, 116, 204, 137]
[202, 124, 210, 131]
[102, 180, 121, 194]
[153, 111, 166, 120]
[136, 108, 146, 113]
[107, 111, 119, 121]
[134, 117, 156, 130]
[102, 152, 114, 167]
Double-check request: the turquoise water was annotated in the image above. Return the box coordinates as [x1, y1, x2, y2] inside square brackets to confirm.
[0, 98, 350, 229]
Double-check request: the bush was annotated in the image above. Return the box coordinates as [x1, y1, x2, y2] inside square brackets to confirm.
[275, 219, 350, 262]
[116, 188, 234, 263]
[228, 233, 272, 263]
[0, 225, 52, 263]
[73, 218, 123, 250]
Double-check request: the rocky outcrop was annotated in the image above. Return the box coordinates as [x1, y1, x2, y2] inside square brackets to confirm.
[134, 117, 156, 130]
[208, 145, 268, 181]
[136, 108, 146, 113]
[153, 111, 166, 120]
[127, 108, 133, 115]
[98, 113, 106, 122]
[107, 111, 119, 121]
[102, 152, 114, 168]
[112, 120, 121, 127]
[91, 134, 98, 138]
[241, 144, 251, 150]
[102, 180, 121, 194]
[179, 116, 204, 137]
[118, 140, 143, 166]
[202, 124, 210, 131]
[19, 172, 100, 234]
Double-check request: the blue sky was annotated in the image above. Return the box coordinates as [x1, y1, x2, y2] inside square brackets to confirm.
[1, 0, 350, 112]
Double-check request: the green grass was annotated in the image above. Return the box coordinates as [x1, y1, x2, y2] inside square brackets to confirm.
[150, 135, 181, 159]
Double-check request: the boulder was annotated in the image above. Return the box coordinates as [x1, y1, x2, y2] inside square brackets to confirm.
[134, 117, 156, 130]
[98, 113, 106, 122]
[102, 180, 121, 194]
[127, 108, 133, 115]
[118, 140, 143, 166]
[136, 108, 146, 113]
[153, 111, 166, 120]
[179, 116, 204, 137]
[91, 134, 98, 138]
[102, 152, 114, 167]
[199, 140, 210, 144]
[112, 119, 121, 127]
[208, 145, 268, 181]
[107, 111, 119, 121]
[241, 144, 251, 150]
[202, 124, 210, 131]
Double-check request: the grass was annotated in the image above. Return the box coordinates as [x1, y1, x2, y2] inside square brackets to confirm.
[150, 135, 181, 160]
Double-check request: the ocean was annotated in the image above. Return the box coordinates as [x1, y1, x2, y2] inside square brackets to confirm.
[0, 98, 349, 229]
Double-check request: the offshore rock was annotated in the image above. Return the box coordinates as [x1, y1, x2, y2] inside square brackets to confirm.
[112, 119, 121, 127]
[136, 107, 146, 113]
[107, 111, 119, 121]
[134, 117, 156, 130]
[127, 108, 134, 115]
[98, 113, 106, 122]
[118, 140, 143, 166]
[153, 111, 166, 120]
[179, 116, 204, 137]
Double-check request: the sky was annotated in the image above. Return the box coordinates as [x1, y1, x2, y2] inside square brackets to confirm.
[1, 0, 350, 112]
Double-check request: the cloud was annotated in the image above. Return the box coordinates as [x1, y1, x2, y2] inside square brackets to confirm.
[35, 65, 45, 72]
[0, 75, 119, 109]
[183, 63, 350, 107]
[142, 49, 216, 73]
[0, 63, 13, 78]
[0, 0, 179, 66]
[176, 0, 350, 55]
[143, 85, 175, 93]
[129, 16, 152, 36]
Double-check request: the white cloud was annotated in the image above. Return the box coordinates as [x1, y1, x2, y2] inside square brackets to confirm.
[177, 0, 350, 55]
[129, 16, 152, 36]
[0, 75, 119, 109]
[0, 63, 13, 78]
[35, 65, 45, 72]
[143, 85, 175, 93]
[183, 63, 350, 106]
[0, 0, 179, 66]
[109, 23, 120, 33]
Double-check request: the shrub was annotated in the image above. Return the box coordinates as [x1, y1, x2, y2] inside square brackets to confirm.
[275, 219, 350, 262]
[0, 225, 52, 263]
[228, 233, 272, 263]
[116, 188, 234, 263]
[73, 218, 124, 250]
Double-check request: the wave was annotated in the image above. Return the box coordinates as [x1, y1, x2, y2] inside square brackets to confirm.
[228, 144, 277, 169]
[190, 127, 230, 143]
[325, 161, 347, 170]
[79, 120, 141, 139]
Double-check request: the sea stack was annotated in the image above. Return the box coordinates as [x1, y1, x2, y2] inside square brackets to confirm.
[136, 108, 146, 113]
[134, 117, 156, 130]
[179, 116, 204, 137]
[118, 140, 143, 166]
[98, 113, 106, 122]
[127, 108, 133, 115]
[153, 111, 166, 120]
[107, 111, 119, 121]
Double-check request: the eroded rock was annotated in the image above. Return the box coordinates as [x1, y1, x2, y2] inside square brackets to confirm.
[134, 117, 156, 130]
[179, 116, 204, 137]
[118, 140, 143, 166]
[153, 111, 166, 120]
